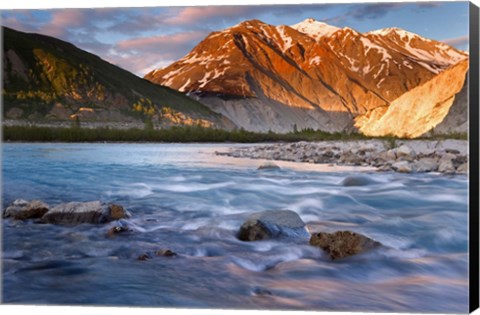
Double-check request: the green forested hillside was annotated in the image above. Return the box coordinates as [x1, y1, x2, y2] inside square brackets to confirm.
[2, 26, 231, 128]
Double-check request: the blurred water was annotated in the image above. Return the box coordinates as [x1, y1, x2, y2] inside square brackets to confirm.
[2, 143, 469, 312]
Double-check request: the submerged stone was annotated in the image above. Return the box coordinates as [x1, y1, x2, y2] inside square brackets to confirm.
[257, 162, 281, 170]
[107, 225, 132, 237]
[341, 175, 377, 187]
[137, 253, 151, 261]
[155, 249, 177, 257]
[310, 231, 381, 260]
[3, 199, 49, 220]
[237, 210, 309, 241]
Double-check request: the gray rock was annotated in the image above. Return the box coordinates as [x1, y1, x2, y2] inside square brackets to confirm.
[438, 158, 455, 173]
[395, 145, 416, 160]
[3, 199, 49, 220]
[379, 150, 397, 161]
[257, 162, 281, 170]
[377, 164, 393, 172]
[41, 201, 131, 225]
[310, 231, 382, 260]
[457, 163, 469, 174]
[392, 161, 413, 173]
[339, 151, 363, 165]
[414, 158, 439, 172]
[237, 210, 309, 241]
[440, 152, 457, 161]
[341, 175, 377, 186]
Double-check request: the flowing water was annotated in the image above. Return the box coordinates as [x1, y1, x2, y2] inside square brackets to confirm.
[2, 143, 469, 312]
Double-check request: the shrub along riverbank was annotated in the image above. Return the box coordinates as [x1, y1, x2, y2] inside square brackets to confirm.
[3, 125, 468, 143]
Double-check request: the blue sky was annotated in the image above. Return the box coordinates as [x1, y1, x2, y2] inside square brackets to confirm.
[1, 1, 470, 76]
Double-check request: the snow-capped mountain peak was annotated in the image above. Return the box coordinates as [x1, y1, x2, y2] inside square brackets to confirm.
[144, 18, 469, 137]
[368, 27, 422, 42]
[291, 18, 340, 40]
[366, 26, 468, 70]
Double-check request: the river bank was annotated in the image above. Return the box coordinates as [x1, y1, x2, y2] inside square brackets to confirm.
[3, 125, 467, 143]
[217, 139, 469, 174]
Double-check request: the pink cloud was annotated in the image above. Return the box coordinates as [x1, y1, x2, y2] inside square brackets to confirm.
[164, 6, 266, 26]
[1, 16, 29, 32]
[112, 30, 208, 75]
[41, 10, 89, 37]
[116, 31, 206, 52]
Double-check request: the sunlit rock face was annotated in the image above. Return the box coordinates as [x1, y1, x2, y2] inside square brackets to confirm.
[354, 60, 468, 138]
[146, 18, 468, 136]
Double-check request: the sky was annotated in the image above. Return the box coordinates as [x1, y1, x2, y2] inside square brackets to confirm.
[0, 1, 470, 77]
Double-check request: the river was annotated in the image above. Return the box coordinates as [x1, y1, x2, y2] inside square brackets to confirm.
[2, 143, 469, 312]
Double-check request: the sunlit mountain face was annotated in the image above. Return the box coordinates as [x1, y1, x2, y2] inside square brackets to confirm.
[145, 18, 468, 137]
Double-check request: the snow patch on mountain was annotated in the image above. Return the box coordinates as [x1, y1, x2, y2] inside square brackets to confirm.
[291, 18, 340, 40]
[276, 25, 293, 52]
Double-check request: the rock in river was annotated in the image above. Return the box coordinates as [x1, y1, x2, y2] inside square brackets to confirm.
[257, 162, 281, 170]
[107, 225, 133, 237]
[341, 175, 377, 187]
[237, 210, 310, 241]
[3, 199, 49, 220]
[310, 231, 381, 260]
[41, 201, 131, 225]
[155, 249, 177, 257]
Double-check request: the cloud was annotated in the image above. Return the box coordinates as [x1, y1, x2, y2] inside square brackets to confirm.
[112, 30, 208, 75]
[415, 2, 443, 9]
[41, 10, 90, 37]
[1, 11, 45, 33]
[106, 52, 175, 77]
[442, 35, 469, 48]
[326, 2, 443, 25]
[0, 2, 459, 77]
[347, 3, 405, 21]
[164, 6, 246, 25]
[116, 30, 207, 54]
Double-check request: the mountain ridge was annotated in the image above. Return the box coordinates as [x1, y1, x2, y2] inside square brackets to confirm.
[145, 18, 468, 137]
[2, 26, 234, 129]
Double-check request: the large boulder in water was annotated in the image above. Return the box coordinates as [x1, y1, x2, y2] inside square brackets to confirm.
[341, 175, 377, 187]
[237, 210, 309, 241]
[41, 201, 130, 225]
[3, 199, 49, 220]
[310, 231, 381, 260]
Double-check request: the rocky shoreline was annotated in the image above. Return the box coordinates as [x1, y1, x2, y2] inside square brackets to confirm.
[217, 139, 469, 174]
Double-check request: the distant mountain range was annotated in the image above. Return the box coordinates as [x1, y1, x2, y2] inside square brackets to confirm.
[2, 19, 469, 138]
[145, 18, 469, 137]
[2, 26, 233, 129]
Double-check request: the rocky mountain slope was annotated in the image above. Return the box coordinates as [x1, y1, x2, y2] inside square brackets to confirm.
[2, 26, 233, 129]
[145, 18, 468, 136]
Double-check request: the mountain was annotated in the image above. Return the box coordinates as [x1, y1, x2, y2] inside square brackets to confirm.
[145, 18, 468, 137]
[2, 26, 233, 129]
